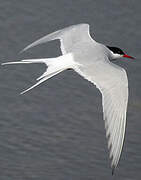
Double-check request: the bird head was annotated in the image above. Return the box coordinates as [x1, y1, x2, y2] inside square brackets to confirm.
[107, 46, 134, 60]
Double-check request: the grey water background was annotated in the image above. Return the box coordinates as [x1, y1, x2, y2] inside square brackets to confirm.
[0, 0, 140, 179]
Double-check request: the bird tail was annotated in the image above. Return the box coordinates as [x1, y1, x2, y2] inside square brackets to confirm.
[2, 53, 76, 94]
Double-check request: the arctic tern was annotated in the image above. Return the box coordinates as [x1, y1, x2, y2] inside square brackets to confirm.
[2, 24, 134, 174]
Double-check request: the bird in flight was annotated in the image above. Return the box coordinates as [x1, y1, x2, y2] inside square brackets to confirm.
[2, 24, 134, 174]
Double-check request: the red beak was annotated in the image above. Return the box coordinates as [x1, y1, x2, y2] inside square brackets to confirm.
[123, 54, 134, 59]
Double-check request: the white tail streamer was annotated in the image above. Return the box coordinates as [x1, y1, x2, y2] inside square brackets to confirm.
[2, 53, 76, 94]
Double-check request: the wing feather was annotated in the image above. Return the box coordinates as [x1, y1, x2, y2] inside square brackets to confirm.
[21, 24, 95, 54]
[75, 60, 128, 171]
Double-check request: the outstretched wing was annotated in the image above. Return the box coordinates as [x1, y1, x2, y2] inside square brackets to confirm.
[76, 59, 128, 173]
[21, 24, 95, 54]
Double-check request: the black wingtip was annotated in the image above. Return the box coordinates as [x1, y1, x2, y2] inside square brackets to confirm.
[112, 167, 115, 175]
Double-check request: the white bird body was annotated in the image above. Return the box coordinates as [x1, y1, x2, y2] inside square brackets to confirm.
[2, 24, 132, 174]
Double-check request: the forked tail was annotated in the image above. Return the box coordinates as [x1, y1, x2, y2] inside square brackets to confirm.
[2, 53, 76, 94]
